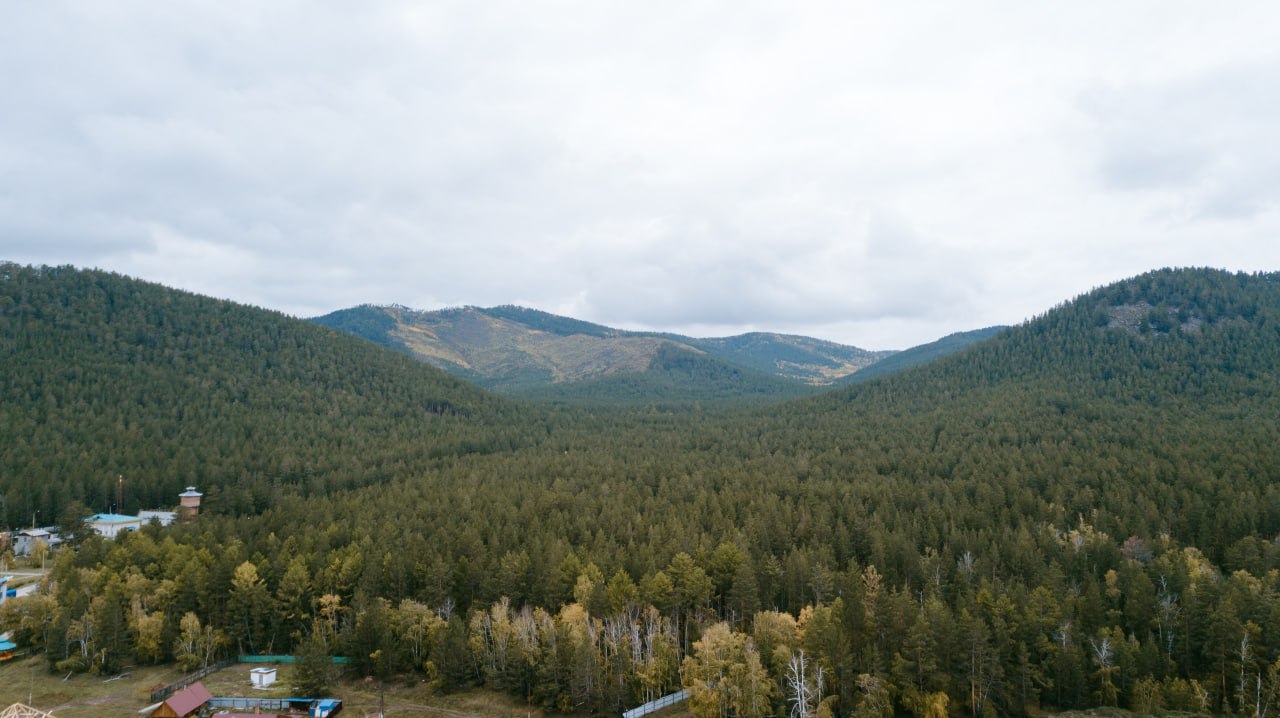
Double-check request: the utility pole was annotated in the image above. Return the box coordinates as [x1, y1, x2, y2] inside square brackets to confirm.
[118, 474, 123, 515]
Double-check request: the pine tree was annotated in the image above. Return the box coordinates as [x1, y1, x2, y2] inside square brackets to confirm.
[294, 629, 334, 696]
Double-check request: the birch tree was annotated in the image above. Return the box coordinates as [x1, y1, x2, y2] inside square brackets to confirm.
[786, 650, 823, 718]
[684, 622, 774, 718]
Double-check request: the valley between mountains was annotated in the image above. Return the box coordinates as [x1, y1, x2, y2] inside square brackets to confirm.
[2, 263, 1279, 717]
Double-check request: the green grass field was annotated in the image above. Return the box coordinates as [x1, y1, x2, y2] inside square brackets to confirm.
[0, 654, 184, 717]
[0, 655, 558, 718]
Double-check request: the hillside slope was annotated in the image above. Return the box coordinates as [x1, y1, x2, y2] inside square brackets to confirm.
[0, 263, 528, 525]
[844, 325, 1007, 383]
[825, 266, 1279, 406]
[687, 331, 894, 384]
[311, 304, 891, 396]
[782, 267, 1280, 556]
[514, 343, 821, 407]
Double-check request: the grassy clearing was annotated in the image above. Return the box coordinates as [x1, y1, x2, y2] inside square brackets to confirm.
[0, 655, 561, 718]
[0, 654, 186, 717]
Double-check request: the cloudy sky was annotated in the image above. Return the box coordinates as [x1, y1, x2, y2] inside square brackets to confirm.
[3, 2, 1278, 349]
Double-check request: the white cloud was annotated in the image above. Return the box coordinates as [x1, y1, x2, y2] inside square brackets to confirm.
[1082, 61, 1280, 222]
[2, 1, 1279, 348]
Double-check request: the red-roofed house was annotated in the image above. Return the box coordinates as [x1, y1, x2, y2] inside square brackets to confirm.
[149, 682, 212, 718]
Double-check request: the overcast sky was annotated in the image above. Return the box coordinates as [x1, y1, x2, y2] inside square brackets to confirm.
[3, 2, 1278, 349]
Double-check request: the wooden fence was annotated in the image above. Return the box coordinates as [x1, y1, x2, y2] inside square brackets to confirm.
[147, 658, 236, 703]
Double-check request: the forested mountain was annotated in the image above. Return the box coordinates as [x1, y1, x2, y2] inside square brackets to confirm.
[679, 331, 893, 385]
[5, 265, 1280, 718]
[513, 343, 821, 408]
[310, 304, 892, 398]
[844, 325, 1007, 383]
[0, 263, 530, 527]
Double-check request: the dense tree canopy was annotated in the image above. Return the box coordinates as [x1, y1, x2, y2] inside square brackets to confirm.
[3, 263, 1280, 716]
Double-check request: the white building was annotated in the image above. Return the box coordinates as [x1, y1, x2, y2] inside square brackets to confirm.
[138, 510, 177, 526]
[12, 528, 57, 557]
[84, 513, 143, 538]
[250, 667, 277, 688]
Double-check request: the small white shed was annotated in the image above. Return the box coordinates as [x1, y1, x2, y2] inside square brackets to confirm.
[250, 667, 277, 688]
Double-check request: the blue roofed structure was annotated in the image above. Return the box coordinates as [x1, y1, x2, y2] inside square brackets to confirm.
[84, 513, 143, 538]
[311, 699, 342, 718]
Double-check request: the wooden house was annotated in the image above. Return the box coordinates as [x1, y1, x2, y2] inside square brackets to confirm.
[147, 682, 212, 718]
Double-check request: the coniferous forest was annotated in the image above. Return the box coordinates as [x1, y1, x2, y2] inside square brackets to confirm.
[3, 262, 1280, 717]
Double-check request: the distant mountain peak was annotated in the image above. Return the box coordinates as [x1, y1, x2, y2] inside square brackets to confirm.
[311, 304, 895, 402]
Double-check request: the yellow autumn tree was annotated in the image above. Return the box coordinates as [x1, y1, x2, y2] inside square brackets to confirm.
[683, 622, 773, 718]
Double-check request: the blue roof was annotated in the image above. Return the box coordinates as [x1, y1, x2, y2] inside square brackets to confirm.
[0, 640, 17, 651]
[84, 513, 142, 523]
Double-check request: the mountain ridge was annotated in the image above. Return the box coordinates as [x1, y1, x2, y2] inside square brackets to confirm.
[311, 303, 895, 395]
[843, 325, 1008, 384]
